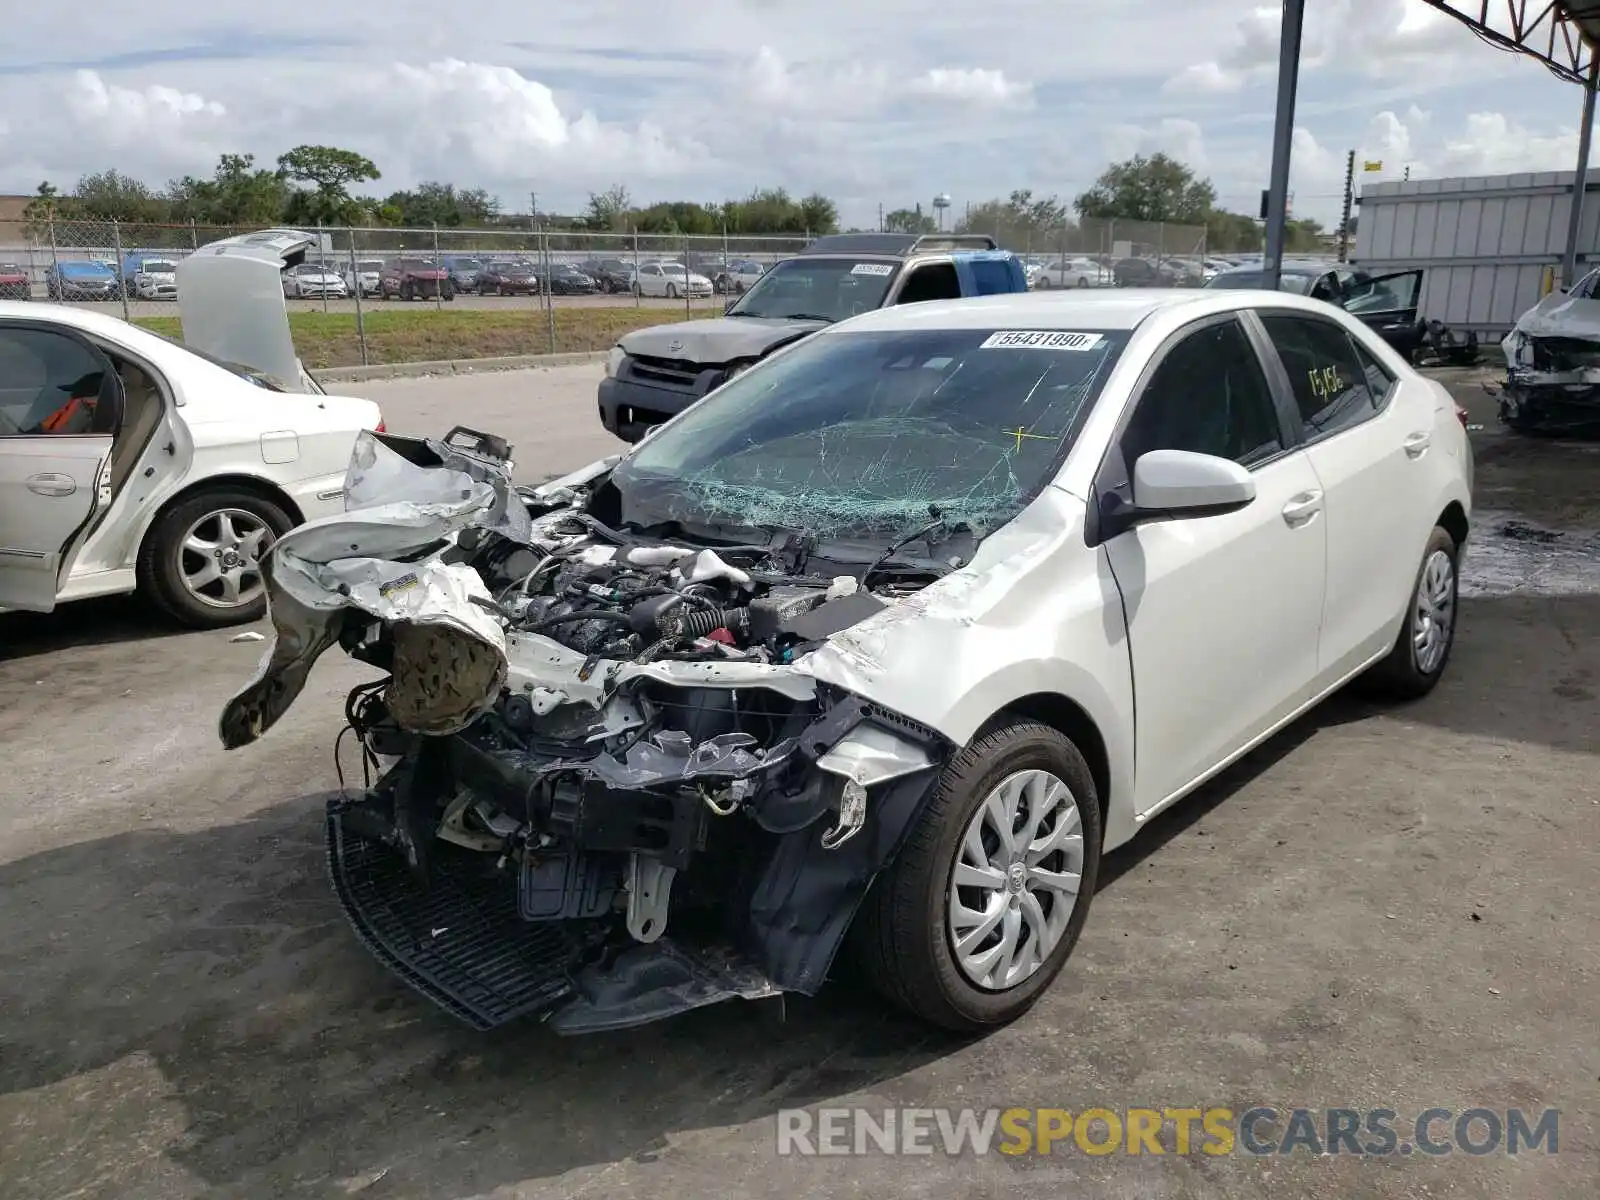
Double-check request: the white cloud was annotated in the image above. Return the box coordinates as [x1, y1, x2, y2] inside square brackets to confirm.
[349, 60, 697, 178]
[741, 49, 1029, 114]
[1104, 119, 1210, 171]
[908, 68, 1032, 109]
[1167, 0, 1505, 95]
[0, 0, 1586, 232]
[64, 70, 226, 148]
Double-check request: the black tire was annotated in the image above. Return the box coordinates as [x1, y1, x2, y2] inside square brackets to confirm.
[442, 285, 455, 302]
[1076, 276, 1090, 288]
[400, 280, 414, 301]
[850, 719, 1102, 1032]
[1361, 524, 1460, 700]
[666, 283, 678, 300]
[138, 488, 294, 629]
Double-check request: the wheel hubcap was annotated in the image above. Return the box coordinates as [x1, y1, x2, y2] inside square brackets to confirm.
[179, 508, 272, 608]
[1413, 548, 1456, 674]
[947, 769, 1084, 991]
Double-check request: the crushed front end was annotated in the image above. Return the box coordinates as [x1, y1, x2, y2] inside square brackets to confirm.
[1497, 328, 1600, 435]
[220, 428, 951, 1033]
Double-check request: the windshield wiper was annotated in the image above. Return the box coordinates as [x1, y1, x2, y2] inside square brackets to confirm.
[860, 508, 970, 589]
[777, 312, 835, 323]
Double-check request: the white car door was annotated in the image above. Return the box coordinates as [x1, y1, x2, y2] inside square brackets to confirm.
[0, 323, 125, 612]
[1249, 310, 1440, 682]
[640, 265, 662, 296]
[1090, 315, 1328, 815]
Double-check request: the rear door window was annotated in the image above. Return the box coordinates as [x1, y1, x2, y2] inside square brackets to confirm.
[1259, 314, 1377, 440]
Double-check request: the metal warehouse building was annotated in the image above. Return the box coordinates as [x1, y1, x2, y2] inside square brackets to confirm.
[1354, 171, 1600, 340]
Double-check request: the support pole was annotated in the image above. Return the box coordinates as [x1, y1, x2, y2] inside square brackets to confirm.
[1561, 58, 1600, 288]
[1338, 149, 1355, 264]
[1261, 0, 1306, 292]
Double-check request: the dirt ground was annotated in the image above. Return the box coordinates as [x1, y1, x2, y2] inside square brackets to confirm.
[1, 365, 1595, 1200]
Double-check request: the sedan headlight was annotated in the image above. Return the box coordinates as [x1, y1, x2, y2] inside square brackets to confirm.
[605, 346, 627, 378]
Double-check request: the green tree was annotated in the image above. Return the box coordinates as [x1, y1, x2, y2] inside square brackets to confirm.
[22, 181, 83, 237]
[166, 154, 291, 226]
[73, 169, 171, 222]
[1204, 209, 1263, 254]
[381, 181, 500, 228]
[796, 193, 839, 236]
[582, 184, 633, 231]
[1284, 217, 1326, 253]
[956, 189, 1072, 250]
[1074, 153, 1217, 224]
[277, 145, 381, 225]
[883, 205, 936, 234]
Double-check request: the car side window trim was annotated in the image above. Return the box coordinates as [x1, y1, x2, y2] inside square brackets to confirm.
[1084, 311, 1296, 549]
[1241, 307, 1388, 440]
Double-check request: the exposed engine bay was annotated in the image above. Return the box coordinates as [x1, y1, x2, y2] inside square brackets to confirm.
[1496, 287, 1600, 435]
[219, 427, 952, 1033]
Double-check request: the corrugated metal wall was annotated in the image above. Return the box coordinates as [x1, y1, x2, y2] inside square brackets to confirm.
[1354, 170, 1598, 337]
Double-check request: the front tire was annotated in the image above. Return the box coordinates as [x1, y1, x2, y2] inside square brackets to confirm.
[666, 283, 679, 300]
[138, 489, 293, 629]
[1362, 525, 1460, 699]
[851, 720, 1101, 1032]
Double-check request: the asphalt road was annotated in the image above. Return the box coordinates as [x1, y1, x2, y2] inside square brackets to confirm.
[1, 368, 1596, 1200]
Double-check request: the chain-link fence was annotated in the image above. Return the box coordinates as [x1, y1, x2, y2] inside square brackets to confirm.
[0, 217, 1222, 367]
[987, 217, 1214, 288]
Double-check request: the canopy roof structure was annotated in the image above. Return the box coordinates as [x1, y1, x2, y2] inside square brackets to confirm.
[1263, 1, 1600, 289]
[1419, 1, 1600, 85]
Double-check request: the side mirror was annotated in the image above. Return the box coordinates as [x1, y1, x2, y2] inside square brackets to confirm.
[1131, 449, 1256, 515]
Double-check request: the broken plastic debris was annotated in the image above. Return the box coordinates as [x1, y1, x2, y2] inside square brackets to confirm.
[229, 631, 265, 642]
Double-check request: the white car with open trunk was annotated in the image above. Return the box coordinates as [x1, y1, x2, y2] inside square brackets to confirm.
[0, 229, 383, 627]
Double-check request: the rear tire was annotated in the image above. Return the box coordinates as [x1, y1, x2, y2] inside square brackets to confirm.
[1361, 525, 1460, 700]
[138, 488, 294, 629]
[850, 719, 1101, 1032]
[400, 281, 414, 301]
[666, 283, 679, 300]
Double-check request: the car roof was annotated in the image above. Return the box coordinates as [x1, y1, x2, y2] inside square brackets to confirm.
[0, 299, 207, 351]
[799, 232, 999, 257]
[831, 287, 1346, 334]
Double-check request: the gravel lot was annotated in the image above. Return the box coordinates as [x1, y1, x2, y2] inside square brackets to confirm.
[1, 367, 1595, 1200]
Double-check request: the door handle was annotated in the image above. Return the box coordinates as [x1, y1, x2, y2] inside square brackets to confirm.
[25, 472, 77, 497]
[1281, 490, 1323, 528]
[1403, 431, 1431, 458]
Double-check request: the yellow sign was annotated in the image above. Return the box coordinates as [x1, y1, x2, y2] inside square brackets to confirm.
[1363, 160, 1383, 172]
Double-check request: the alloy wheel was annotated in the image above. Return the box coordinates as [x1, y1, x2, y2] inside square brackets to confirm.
[178, 507, 272, 610]
[947, 769, 1085, 991]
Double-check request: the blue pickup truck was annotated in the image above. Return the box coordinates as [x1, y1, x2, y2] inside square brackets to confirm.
[598, 233, 1031, 443]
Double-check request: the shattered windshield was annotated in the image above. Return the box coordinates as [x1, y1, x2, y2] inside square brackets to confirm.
[725, 257, 899, 323]
[609, 326, 1128, 548]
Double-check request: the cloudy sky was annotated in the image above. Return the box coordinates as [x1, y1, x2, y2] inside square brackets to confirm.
[0, 0, 1588, 228]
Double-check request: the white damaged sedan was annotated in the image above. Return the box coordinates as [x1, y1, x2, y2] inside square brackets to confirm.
[220, 287, 1473, 1034]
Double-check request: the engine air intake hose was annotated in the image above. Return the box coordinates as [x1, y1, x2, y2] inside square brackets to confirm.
[661, 606, 749, 640]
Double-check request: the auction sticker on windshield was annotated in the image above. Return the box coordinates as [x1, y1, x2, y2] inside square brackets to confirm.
[850, 263, 895, 276]
[980, 331, 1105, 351]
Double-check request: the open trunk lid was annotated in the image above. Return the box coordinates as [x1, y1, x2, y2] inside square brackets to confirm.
[176, 228, 334, 393]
